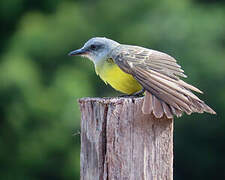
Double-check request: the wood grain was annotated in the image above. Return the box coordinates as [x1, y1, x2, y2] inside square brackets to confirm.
[79, 97, 173, 180]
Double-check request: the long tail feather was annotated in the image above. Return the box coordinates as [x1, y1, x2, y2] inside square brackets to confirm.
[139, 68, 216, 118]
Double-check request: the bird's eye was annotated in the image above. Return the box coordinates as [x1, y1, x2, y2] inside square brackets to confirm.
[90, 44, 97, 50]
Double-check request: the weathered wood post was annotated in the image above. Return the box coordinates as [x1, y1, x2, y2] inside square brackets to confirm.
[79, 97, 173, 180]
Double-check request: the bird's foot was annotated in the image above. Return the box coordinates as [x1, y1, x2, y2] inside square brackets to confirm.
[118, 94, 131, 98]
[131, 88, 145, 97]
[119, 88, 145, 98]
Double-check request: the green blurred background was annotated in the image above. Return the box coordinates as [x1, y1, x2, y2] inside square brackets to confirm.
[0, 0, 225, 179]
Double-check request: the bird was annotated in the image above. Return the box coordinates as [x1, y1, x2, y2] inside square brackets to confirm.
[68, 37, 216, 118]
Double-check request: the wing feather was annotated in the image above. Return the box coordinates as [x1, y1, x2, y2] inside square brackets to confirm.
[110, 44, 216, 117]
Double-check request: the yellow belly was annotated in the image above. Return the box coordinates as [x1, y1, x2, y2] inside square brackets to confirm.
[96, 60, 142, 94]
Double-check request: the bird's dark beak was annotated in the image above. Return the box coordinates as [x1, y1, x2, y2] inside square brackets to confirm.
[68, 48, 87, 56]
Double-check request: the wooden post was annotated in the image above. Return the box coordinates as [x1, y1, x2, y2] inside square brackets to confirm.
[79, 97, 173, 180]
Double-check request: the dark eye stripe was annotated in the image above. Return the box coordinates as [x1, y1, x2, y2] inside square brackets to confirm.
[90, 45, 96, 50]
[90, 43, 103, 51]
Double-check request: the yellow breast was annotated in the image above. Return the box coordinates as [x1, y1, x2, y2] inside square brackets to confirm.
[95, 59, 142, 94]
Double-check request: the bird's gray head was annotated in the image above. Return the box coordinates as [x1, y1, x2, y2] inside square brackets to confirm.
[68, 37, 120, 63]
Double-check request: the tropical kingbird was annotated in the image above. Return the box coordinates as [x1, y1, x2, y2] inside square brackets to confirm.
[69, 37, 216, 118]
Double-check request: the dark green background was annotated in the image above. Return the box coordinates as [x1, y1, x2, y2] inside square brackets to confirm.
[0, 0, 224, 179]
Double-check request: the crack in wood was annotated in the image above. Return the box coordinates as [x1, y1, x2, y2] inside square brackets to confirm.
[79, 97, 173, 180]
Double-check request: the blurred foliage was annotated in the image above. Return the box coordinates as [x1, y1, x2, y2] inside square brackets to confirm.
[0, 0, 225, 179]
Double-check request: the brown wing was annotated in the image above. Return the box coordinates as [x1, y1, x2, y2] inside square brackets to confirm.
[110, 44, 216, 118]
